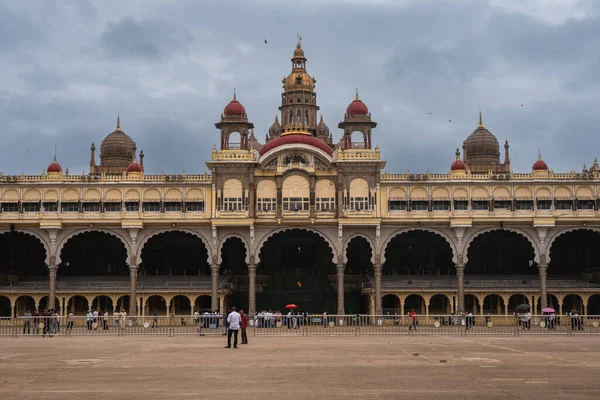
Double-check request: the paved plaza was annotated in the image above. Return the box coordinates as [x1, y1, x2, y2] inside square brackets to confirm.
[0, 333, 599, 399]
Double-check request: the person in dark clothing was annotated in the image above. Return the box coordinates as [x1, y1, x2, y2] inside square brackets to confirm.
[240, 310, 249, 344]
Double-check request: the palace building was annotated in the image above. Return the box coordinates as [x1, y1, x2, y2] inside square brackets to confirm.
[1, 39, 600, 319]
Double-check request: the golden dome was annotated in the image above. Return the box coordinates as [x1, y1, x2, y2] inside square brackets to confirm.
[283, 70, 315, 92]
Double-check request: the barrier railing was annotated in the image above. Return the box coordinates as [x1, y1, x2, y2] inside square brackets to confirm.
[254, 314, 600, 336]
[2, 314, 598, 337]
[0, 315, 226, 337]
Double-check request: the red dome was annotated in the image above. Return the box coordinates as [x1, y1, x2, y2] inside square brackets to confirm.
[451, 159, 466, 171]
[532, 159, 548, 171]
[224, 100, 245, 115]
[47, 158, 62, 173]
[346, 99, 368, 115]
[127, 160, 143, 173]
[259, 134, 333, 157]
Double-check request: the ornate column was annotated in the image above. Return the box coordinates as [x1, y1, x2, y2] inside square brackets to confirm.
[129, 264, 138, 316]
[48, 258, 57, 312]
[211, 264, 219, 312]
[336, 263, 345, 315]
[538, 261, 548, 310]
[248, 264, 257, 317]
[456, 263, 465, 313]
[374, 263, 382, 315]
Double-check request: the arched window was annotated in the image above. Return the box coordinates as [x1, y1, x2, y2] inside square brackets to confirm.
[223, 179, 243, 211]
[349, 178, 370, 211]
[257, 180, 277, 212]
[305, 110, 309, 125]
[282, 175, 310, 212]
[315, 179, 335, 212]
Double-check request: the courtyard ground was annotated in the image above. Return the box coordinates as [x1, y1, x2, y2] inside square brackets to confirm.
[0, 332, 599, 399]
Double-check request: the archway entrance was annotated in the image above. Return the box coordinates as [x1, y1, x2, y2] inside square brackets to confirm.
[140, 231, 210, 277]
[383, 230, 454, 276]
[382, 294, 400, 315]
[0, 296, 11, 317]
[549, 230, 600, 283]
[345, 237, 373, 313]
[257, 229, 336, 313]
[466, 230, 537, 275]
[14, 295, 36, 316]
[220, 237, 247, 312]
[59, 231, 128, 277]
[0, 232, 47, 282]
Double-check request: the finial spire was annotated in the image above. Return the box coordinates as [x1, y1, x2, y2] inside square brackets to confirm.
[478, 109, 483, 128]
[54, 144, 57, 162]
[356, 88, 359, 100]
[455, 147, 460, 160]
[297, 34, 302, 47]
[116, 114, 121, 131]
[233, 89, 236, 101]
[538, 149, 542, 160]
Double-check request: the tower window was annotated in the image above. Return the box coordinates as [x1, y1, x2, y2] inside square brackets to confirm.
[296, 75, 302, 85]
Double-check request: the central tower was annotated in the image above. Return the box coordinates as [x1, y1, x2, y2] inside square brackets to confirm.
[279, 37, 319, 136]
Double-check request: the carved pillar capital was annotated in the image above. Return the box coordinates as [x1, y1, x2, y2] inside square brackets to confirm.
[336, 264, 345, 274]
[128, 228, 140, 246]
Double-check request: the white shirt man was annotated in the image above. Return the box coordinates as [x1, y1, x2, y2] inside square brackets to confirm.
[225, 307, 241, 348]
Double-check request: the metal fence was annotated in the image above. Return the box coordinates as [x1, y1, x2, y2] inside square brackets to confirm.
[0, 315, 225, 337]
[1, 314, 598, 337]
[253, 314, 600, 336]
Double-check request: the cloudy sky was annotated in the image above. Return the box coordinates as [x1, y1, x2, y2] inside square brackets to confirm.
[1, 0, 600, 175]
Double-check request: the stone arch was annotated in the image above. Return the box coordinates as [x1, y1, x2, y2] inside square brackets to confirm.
[125, 189, 141, 201]
[136, 228, 213, 266]
[55, 228, 132, 266]
[379, 227, 458, 264]
[462, 227, 540, 265]
[544, 227, 600, 265]
[342, 234, 376, 264]
[409, 186, 428, 200]
[217, 233, 251, 264]
[23, 189, 41, 202]
[429, 293, 452, 314]
[0, 228, 51, 265]
[403, 293, 426, 314]
[254, 227, 338, 264]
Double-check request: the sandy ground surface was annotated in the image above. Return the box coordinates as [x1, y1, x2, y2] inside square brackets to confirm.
[0, 332, 599, 400]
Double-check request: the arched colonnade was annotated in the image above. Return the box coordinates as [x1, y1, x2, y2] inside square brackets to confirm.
[2, 224, 600, 317]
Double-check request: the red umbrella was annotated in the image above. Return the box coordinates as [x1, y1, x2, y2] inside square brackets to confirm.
[285, 304, 298, 309]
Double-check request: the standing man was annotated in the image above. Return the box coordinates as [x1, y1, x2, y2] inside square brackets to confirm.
[240, 310, 249, 345]
[225, 307, 241, 349]
[409, 309, 417, 331]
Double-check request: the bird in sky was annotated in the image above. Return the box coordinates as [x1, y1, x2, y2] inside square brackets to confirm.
[449, 120, 452, 122]
[428, 112, 433, 115]
[264, 39, 267, 44]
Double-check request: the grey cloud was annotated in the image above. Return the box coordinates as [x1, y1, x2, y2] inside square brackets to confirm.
[0, 4, 41, 52]
[99, 17, 194, 60]
[1, 0, 599, 175]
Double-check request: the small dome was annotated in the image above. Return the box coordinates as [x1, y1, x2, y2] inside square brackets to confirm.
[223, 91, 246, 115]
[293, 44, 305, 59]
[532, 152, 548, 171]
[317, 115, 330, 136]
[269, 116, 283, 137]
[100, 116, 137, 173]
[346, 89, 368, 115]
[463, 111, 499, 165]
[127, 158, 143, 173]
[47, 157, 62, 173]
[451, 148, 466, 171]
